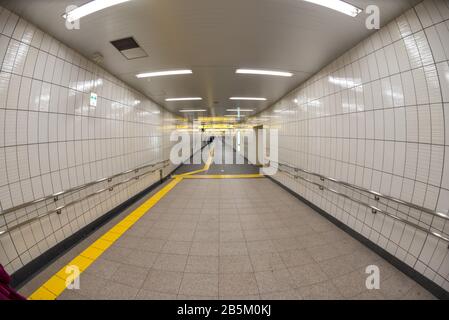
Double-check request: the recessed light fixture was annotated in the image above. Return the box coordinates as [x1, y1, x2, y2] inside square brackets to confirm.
[302, 0, 362, 17]
[165, 97, 202, 101]
[136, 69, 192, 78]
[226, 109, 254, 112]
[63, 0, 131, 22]
[179, 109, 207, 112]
[236, 69, 293, 77]
[229, 97, 266, 101]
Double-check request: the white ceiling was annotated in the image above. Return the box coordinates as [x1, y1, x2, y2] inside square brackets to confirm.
[0, 0, 420, 117]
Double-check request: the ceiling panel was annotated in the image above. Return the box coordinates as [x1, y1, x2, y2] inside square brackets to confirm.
[0, 0, 420, 117]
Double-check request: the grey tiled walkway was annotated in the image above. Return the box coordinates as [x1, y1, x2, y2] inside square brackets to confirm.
[58, 178, 435, 300]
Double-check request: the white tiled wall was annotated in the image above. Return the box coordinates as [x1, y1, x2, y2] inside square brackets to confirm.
[0, 7, 181, 273]
[256, 0, 449, 292]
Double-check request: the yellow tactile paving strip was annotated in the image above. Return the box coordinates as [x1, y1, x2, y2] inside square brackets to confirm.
[175, 146, 215, 177]
[181, 174, 263, 179]
[28, 177, 183, 300]
[28, 144, 262, 300]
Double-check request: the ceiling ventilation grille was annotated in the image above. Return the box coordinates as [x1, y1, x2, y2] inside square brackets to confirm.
[110, 37, 148, 60]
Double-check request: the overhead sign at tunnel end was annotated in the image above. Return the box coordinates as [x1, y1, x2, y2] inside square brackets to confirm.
[90, 92, 98, 107]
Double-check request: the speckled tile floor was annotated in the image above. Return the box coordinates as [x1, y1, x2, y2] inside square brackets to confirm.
[48, 178, 435, 300]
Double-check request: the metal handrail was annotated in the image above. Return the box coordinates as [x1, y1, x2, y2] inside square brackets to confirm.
[276, 165, 449, 244]
[275, 161, 449, 221]
[0, 159, 170, 216]
[0, 160, 170, 236]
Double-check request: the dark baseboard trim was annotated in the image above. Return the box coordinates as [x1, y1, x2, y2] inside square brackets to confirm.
[11, 164, 182, 290]
[266, 175, 449, 300]
[11, 140, 213, 289]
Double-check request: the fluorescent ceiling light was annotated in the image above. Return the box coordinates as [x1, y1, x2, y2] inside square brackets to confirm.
[302, 0, 362, 17]
[165, 97, 202, 101]
[179, 109, 207, 112]
[229, 97, 266, 101]
[63, 0, 131, 22]
[236, 69, 293, 77]
[136, 69, 192, 78]
[226, 109, 254, 112]
[225, 114, 246, 117]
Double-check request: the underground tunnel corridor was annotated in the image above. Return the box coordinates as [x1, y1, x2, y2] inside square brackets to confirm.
[0, 0, 448, 313]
